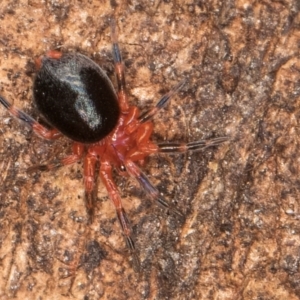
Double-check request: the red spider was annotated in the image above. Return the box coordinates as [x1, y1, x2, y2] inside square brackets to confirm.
[0, 21, 227, 269]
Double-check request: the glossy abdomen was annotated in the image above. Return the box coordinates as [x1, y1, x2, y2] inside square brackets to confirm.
[33, 53, 120, 143]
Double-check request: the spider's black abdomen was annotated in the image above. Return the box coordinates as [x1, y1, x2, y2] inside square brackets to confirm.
[33, 53, 120, 143]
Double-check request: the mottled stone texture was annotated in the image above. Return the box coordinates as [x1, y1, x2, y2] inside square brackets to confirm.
[0, 1, 299, 299]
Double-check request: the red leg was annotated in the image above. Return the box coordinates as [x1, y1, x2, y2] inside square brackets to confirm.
[126, 122, 159, 161]
[0, 95, 61, 140]
[123, 106, 140, 134]
[100, 159, 139, 269]
[135, 122, 153, 145]
[111, 20, 130, 113]
[28, 142, 84, 171]
[83, 152, 98, 223]
[35, 50, 63, 69]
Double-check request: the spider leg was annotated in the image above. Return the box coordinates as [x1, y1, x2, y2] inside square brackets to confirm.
[124, 159, 183, 217]
[0, 95, 61, 140]
[126, 122, 159, 161]
[157, 136, 229, 153]
[138, 80, 186, 123]
[100, 159, 140, 269]
[27, 142, 84, 171]
[84, 152, 99, 223]
[111, 19, 129, 113]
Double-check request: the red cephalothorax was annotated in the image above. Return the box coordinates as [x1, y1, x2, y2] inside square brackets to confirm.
[0, 20, 228, 270]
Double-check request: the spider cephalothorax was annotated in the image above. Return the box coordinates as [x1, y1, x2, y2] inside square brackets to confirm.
[0, 21, 227, 269]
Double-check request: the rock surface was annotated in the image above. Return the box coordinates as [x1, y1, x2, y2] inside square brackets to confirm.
[0, 1, 299, 299]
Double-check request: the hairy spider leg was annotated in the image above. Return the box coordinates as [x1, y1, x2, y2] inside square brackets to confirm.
[27, 143, 85, 172]
[124, 159, 183, 217]
[122, 93, 229, 156]
[84, 152, 99, 223]
[138, 79, 186, 123]
[134, 81, 229, 154]
[0, 95, 61, 139]
[99, 158, 140, 270]
[111, 19, 129, 113]
[157, 136, 229, 153]
[0, 94, 86, 191]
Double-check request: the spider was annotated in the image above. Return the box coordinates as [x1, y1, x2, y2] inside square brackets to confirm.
[0, 21, 227, 269]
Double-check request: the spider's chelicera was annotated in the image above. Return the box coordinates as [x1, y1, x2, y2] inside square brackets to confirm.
[0, 21, 227, 269]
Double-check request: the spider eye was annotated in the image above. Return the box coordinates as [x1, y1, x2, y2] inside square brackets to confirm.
[120, 165, 126, 172]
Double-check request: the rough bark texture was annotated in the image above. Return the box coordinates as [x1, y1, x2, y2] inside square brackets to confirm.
[0, 1, 299, 299]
